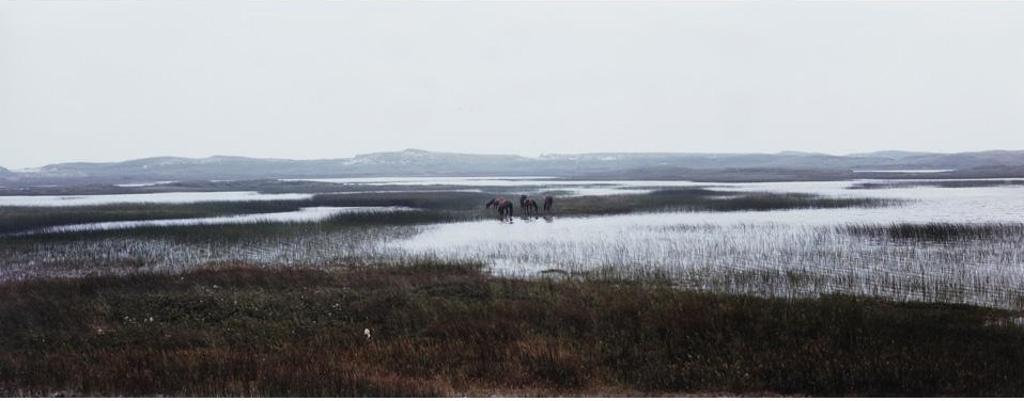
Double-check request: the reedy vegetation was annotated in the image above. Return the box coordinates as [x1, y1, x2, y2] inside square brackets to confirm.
[2, 263, 1023, 397]
[2, 192, 1020, 308]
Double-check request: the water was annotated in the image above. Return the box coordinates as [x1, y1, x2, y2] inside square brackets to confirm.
[282, 176, 708, 196]
[6, 177, 1024, 307]
[716, 180, 1024, 221]
[397, 181, 1024, 252]
[720, 178, 1024, 196]
[852, 169, 955, 174]
[280, 176, 558, 185]
[13, 176, 1015, 209]
[281, 176, 705, 188]
[114, 181, 178, 188]
[388, 180, 1024, 307]
[21, 206, 414, 235]
[0, 177, 700, 207]
[0, 191, 315, 207]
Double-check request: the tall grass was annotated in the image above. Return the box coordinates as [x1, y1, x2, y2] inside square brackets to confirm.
[5, 204, 1024, 309]
[848, 179, 1024, 190]
[0, 222, 417, 282]
[397, 222, 1024, 309]
[847, 222, 1024, 242]
[2, 263, 1023, 396]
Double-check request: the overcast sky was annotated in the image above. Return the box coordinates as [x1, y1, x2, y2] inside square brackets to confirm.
[1, 1, 1023, 168]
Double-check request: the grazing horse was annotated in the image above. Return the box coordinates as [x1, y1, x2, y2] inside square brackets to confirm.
[543, 195, 554, 212]
[523, 199, 538, 217]
[486, 197, 514, 222]
[519, 195, 539, 218]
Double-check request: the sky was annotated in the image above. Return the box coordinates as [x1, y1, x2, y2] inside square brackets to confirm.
[1, 1, 1023, 168]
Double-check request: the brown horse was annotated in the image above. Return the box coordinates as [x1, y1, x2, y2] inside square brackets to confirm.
[524, 199, 538, 217]
[543, 195, 554, 212]
[519, 195, 539, 218]
[486, 197, 514, 222]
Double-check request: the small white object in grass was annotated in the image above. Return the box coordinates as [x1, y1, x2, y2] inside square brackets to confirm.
[364, 328, 372, 340]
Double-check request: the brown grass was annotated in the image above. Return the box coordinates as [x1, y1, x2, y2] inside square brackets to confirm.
[2, 263, 1023, 396]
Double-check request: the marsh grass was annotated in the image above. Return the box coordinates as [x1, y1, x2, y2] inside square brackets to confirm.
[2, 263, 1023, 396]
[11, 209, 462, 241]
[0, 201, 295, 234]
[0, 191, 495, 235]
[404, 222, 1024, 309]
[847, 180, 1024, 190]
[0, 222, 420, 282]
[847, 223, 1024, 242]
[2, 192, 1016, 308]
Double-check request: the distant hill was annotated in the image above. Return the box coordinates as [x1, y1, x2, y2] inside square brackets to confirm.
[845, 150, 936, 159]
[6, 149, 1024, 185]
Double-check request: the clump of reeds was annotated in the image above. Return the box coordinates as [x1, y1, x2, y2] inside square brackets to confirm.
[847, 222, 1024, 242]
[847, 180, 1024, 190]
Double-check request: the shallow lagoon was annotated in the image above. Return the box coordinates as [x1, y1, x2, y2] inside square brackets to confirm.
[387, 179, 1024, 307]
[283, 176, 706, 196]
[0, 191, 315, 207]
[5, 177, 1024, 307]
[22, 206, 414, 235]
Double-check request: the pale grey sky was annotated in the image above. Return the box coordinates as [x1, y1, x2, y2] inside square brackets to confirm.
[1, 1, 1023, 168]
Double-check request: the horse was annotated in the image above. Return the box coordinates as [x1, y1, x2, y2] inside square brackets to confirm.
[523, 199, 538, 217]
[519, 195, 539, 218]
[486, 197, 514, 222]
[543, 195, 554, 212]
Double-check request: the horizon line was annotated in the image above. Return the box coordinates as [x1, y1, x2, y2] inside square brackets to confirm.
[5, 147, 1024, 171]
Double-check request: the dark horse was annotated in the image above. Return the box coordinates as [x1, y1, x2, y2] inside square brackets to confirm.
[543, 195, 554, 212]
[519, 195, 539, 218]
[486, 197, 514, 222]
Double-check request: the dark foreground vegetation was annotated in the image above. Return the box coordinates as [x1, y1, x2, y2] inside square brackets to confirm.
[2, 263, 1022, 396]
